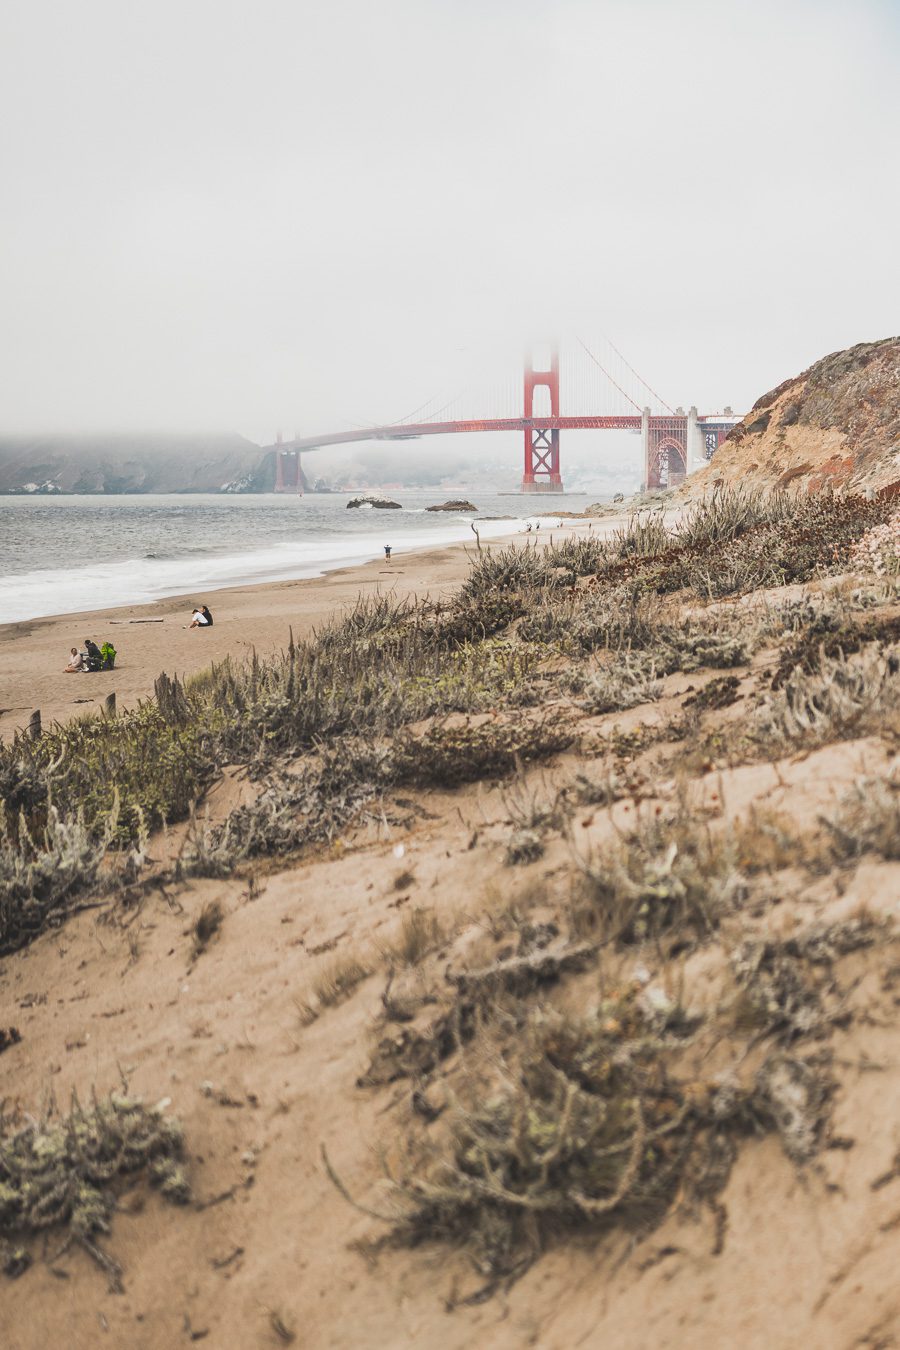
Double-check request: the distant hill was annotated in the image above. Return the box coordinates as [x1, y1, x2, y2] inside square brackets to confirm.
[0, 432, 275, 493]
[693, 336, 900, 495]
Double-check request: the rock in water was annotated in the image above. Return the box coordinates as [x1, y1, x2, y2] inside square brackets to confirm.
[425, 499, 478, 512]
[346, 495, 402, 509]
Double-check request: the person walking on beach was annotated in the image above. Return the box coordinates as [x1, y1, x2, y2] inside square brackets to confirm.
[384, 545, 392, 563]
[64, 647, 85, 673]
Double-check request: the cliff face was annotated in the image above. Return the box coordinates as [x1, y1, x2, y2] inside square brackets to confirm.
[698, 336, 900, 495]
[0, 432, 272, 493]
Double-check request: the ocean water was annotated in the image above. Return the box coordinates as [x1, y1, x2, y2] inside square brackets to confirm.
[0, 491, 593, 625]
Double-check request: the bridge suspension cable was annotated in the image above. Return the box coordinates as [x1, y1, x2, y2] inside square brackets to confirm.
[575, 338, 642, 413]
[600, 333, 674, 415]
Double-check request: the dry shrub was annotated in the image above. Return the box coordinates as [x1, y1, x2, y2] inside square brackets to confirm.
[314, 953, 373, 1008]
[387, 907, 446, 967]
[458, 543, 557, 600]
[573, 805, 742, 946]
[753, 643, 900, 748]
[192, 899, 224, 955]
[545, 534, 611, 576]
[770, 613, 900, 690]
[568, 768, 635, 806]
[392, 717, 573, 789]
[186, 742, 391, 875]
[825, 769, 900, 861]
[730, 807, 813, 874]
[519, 583, 666, 655]
[359, 930, 590, 1088]
[683, 675, 741, 713]
[588, 492, 891, 600]
[0, 1092, 188, 1288]
[0, 703, 215, 844]
[671, 628, 751, 670]
[342, 889, 860, 1298]
[375, 985, 825, 1293]
[675, 486, 796, 550]
[505, 828, 545, 865]
[0, 804, 116, 957]
[432, 593, 528, 645]
[731, 939, 827, 1040]
[500, 773, 563, 833]
[612, 509, 671, 557]
[575, 657, 663, 715]
[731, 919, 880, 1043]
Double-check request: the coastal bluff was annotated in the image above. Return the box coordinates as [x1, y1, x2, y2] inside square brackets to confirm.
[691, 335, 900, 497]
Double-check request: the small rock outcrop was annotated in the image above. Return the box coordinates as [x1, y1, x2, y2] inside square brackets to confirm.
[425, 499, 478, 513]
[346, 495, 402, 510]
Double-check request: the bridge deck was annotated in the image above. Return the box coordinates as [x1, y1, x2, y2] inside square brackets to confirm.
[272, 414, 737, 454]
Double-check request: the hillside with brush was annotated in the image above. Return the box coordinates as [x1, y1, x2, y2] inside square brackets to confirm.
[3, 488, 900, 1346]
[695, 336, 900, 496]
[0, 432, 269, 494]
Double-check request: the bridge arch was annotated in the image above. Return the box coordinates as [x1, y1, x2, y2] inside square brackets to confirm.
[656, 436, 686, 487]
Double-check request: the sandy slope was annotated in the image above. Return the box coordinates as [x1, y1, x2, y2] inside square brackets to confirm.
[4, 586, 900, 1348]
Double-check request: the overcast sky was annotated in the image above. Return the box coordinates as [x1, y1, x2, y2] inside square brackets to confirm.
[1, 0, 898, 446]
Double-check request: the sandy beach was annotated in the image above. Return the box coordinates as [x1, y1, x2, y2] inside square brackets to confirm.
[0, 516, 607, 740]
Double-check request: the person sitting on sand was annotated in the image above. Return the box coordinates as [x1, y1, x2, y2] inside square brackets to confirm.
[63, 646, 85, 673]
[188, 606, 210, 628]
[200, 604, 213, 626]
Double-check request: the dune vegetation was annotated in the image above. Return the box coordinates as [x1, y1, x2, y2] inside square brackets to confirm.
[3, 483, 900, 1344]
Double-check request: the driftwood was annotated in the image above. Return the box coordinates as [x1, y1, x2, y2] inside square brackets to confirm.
[445, 941, 596, 998]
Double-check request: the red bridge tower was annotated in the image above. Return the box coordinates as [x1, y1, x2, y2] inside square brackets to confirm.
[274, 431, 304, 493]
[522, 344, 562, 493]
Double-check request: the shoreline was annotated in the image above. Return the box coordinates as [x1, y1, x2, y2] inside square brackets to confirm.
[0, 507, 584, 628]
[0, 513, 617, 740]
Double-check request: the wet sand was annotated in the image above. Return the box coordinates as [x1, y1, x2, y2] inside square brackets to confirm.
[0, 517, 611, 740]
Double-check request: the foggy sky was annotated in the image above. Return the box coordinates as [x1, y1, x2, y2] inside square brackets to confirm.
[2, 0, 898, 447]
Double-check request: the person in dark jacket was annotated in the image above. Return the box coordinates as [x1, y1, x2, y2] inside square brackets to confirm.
[84, 638, 103, 671]
[201, 605, 213, 625]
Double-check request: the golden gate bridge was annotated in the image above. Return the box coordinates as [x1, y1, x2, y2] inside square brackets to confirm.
[268, 339, 742, 494]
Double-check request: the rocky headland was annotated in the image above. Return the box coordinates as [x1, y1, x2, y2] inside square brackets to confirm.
[691, 335, 900, 497]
